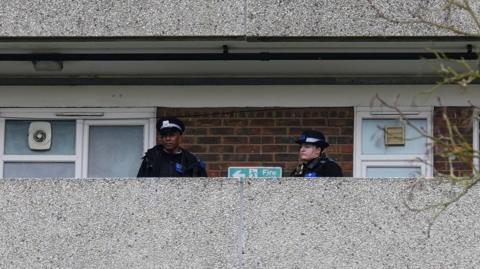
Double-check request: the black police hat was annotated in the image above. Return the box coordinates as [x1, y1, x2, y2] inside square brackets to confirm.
[157, 117, 185, 135]
[295, 129, 329, 148]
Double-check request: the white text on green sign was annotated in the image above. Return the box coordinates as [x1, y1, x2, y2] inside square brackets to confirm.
[228, 167, 282, 178]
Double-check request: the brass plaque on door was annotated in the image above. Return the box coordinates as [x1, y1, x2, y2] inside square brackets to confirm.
[384, 126, 405, 146]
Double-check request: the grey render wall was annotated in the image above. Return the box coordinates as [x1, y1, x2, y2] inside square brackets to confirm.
[0, 0, 477, 37]
[0, 178, 479, 268]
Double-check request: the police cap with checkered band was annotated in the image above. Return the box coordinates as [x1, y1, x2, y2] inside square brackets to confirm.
[157, 117, 185, 135]
[295, 129, 329, 149]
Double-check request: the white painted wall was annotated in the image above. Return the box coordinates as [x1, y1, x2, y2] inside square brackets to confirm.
[0, 85, 478, 108]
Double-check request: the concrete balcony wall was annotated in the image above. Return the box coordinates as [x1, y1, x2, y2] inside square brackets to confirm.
[0, 0, 246, 37]
[0, 0, 477, 37]
[0, 178, 478, 268]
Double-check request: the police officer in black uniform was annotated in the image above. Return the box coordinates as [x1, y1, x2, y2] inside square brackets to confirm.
[291, 130, 343, 177]
[137, 117, 207, 177]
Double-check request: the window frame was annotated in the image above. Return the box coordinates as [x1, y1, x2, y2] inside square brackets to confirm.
[473, 109, 480, 174]
[0, 119, 4, 176]
[82, 119, 152, 178]
[0, 108, 156, 178]
[354, 107, 433, 178]
[361, 160, 426, 178]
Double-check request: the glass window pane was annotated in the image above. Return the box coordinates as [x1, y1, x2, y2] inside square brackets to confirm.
[366, 166, 421, 177]
[362, 119, 427, 155]
[3, 162, 75, 178]
[87, 125, 144, 177]
[4, 120, 76, 155]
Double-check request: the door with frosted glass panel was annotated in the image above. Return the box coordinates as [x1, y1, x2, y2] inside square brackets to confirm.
[83, 121, 148, 177]
[360, 118, 429, 177]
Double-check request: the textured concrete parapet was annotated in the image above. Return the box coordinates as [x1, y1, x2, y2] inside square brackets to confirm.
[0, 0, 476, 37]
[246, 0, 477, 37]
[0, 0, 245, 37]
[243, 178, 480, 268]
[0, 178, 479, 268]
[0, 178, 241, 268]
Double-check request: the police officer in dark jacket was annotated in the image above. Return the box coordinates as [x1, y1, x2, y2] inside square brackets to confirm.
[291, 130, 343, 177]
[137, 117, 207, 177]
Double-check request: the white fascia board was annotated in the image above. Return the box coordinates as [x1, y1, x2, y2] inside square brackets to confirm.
[0, 85, 479, 108]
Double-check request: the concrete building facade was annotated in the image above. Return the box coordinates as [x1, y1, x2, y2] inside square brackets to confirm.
[0, 1, 479, 177]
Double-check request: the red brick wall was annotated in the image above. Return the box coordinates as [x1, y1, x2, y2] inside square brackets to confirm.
[433, 107, 474, 176]
[157, 107, 354, 177]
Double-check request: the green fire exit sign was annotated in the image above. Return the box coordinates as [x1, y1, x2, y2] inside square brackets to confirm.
[227, 167, 282, 178]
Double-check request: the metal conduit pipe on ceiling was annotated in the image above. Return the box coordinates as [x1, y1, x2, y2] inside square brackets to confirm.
[0, 44, 475, 61]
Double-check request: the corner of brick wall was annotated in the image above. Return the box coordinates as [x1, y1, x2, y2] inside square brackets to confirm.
[433, 107, 475, 177]
[157, 107, 354, 177]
